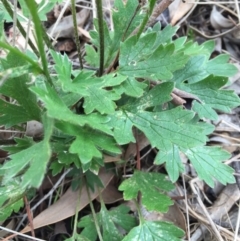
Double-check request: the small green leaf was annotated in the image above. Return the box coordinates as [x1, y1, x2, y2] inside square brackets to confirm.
[78, 205, 136, 241]
[125, 82, 174, 112]
[122, 221, 184, 241]
[2, 137, 34, 154]
[0, 180, 24, 221]
[206, 54, 237, 76]
[192, 101, 218, 120]
[172, 54, 238, 84]
[31, 82, 112, 135]
[100, 204, 124, 241]
[78, 215, 97, 241]
[185, 146, 235, 187]
[119, 171, 174, 212]
[113, 77, 147, 97]
[172, 55, 207, 84]
[1, 115, 53, 188]
[180, 76, 240, 119]
[51, 51, 127, 114]
[55, 122, 120, 164]
[155, 145, 184, 182]
[151, 23, 178, 49]
[109, 110, 136, 144]
[119, 35, 189, 80]
[0, 52, 41, 127]
[85, 0, 143, 67]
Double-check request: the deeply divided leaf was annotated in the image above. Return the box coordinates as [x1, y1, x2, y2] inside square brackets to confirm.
[85, 0, 143, 67]
[122, 221, 184, 241]
[119, 171, 174, 212]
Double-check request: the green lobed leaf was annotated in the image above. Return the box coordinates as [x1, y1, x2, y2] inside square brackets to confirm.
[119, 171, 174, 212]
[51, 51, 127, 114]
[150, 23, 178, 49]
[125, 82, 174, 112]
[113, 77, 147, 97]
[122, 221, 184, 241]
[172, 54, 238, 84]
[119, 32, 189, 80]
[1, 115, 53, 188]
[78, 204, 136, 241]
[30, 81, 112, 135]
[109, 82, 175, 144]
[0, 179, 24, 221]
[0, 52, 41, 127]
[85, 0, 143, 67]
[55, 122, 120, 165]
[99, 204, 124, 241]
[2, 137, 35, 154]
[180, 76, 240, 120]
[184, 146, 235, 187]
[111, 107, 213, 150]
[154, 145, 184, 182]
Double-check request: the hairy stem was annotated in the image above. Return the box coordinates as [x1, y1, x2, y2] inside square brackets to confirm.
[86, 181, 104, 241]
[95, 0, 104, 76]
[136, 0, 157, 39]
[24, 1, 53, 86]
[71, 0, 83, 69]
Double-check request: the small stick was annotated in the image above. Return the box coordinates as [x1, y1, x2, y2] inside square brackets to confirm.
[24, 195, 35, 238]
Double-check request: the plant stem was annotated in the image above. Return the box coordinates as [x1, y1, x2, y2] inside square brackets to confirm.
[24, 1, 53, 86]
[0, 41, 43, 73]
[71, 0, 83, 69]
[134, 199, 145, 225]
[95, 0, 104, 76]
[72, 180, 83, 238]
[86, 181, 104, 241]
[1, 0, 39, 57]
[136, 0, 157, 39]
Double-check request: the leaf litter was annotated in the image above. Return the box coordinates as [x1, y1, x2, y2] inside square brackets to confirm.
[0, 1, 240, 241]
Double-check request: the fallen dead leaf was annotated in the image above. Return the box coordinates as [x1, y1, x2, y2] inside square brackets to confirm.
[20, 168, 114, 234]
[169, 0, 194, 25]
[210, 6, 234, 30]
[48, 8, 90, 39]
[96, 178, 123, 204]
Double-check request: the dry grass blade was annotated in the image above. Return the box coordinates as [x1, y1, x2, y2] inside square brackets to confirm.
[191, 182, 240, 240]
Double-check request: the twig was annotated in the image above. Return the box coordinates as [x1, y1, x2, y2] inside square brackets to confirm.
[234, 200, 240, 241]
[24, 196, 35, 238]
[182, 174, 191, 241]
[190, 180, 240, 240]
[0, 226, 46, 241]
[147, 0, 174, 27]
[16, 168, 72, 231]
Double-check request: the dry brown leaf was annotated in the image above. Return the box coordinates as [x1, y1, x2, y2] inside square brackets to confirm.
[169, 0, 194, 25]
[96, 179, 123, 204]
[20, 168, 114, 234]
[210, 6, 234, 30]
[124, 134, 150, 160]
[163, 204, 186, 232]
[48, 8, 90, 38]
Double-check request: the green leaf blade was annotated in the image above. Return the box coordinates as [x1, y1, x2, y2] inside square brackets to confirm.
[119, 171, 174, 212]
[123, 221, 184, 241]
[185, 146, 235, 187]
